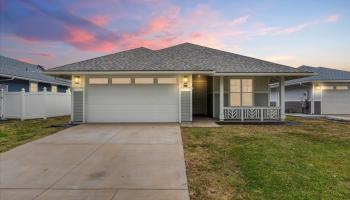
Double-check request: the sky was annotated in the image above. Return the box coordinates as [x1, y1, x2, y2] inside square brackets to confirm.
[0, 0, 349, 71]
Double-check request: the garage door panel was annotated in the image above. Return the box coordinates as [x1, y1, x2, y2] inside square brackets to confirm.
[322, 90, 350, 114]
[86, 84, 179, 122]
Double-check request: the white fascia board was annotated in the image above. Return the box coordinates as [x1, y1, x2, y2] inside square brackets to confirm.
[213, 72, 316, 76]
[44, 71, 214, 75]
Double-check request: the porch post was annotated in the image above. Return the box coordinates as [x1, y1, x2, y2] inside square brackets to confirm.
[219, 76, 224, 121]
[311, 82, 315, 114]
[279, 76, 286, 121]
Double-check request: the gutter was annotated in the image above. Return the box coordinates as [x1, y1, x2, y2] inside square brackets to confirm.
[0, 73, 71, 86]
[44, 70, 315, 77]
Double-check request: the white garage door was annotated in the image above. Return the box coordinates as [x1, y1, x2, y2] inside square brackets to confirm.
[86, 83, 179, 123]
[322, 89, 350, 114]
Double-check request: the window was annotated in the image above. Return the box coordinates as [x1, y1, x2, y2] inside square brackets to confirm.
[230, 79, 253, 106]
[135, 78, 154, 84]
[158, 78, 177, 84]
[336, 86, 348, 90]
[89, 78, 108, 85]
[30, 82, 38, 92]
[322, 86, 333, 90]
[51, 85, 57, 93]
[112, 78, 131, 84]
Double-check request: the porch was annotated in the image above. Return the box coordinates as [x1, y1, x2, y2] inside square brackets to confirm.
[190, 74, 286, 122]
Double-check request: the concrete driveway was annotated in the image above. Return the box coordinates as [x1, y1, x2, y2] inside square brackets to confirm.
[0, 124, 189, 200]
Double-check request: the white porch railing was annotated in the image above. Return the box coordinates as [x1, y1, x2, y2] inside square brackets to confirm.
[224, 107, 281, 121]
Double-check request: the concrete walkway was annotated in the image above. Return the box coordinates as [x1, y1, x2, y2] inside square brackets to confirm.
[0, 124, 189, 200]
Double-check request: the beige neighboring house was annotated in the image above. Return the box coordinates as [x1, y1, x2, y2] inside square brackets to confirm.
[46, 43, 313, 123]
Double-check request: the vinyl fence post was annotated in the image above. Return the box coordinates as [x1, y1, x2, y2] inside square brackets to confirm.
[1, 88, 4, 119]
[21, 88, 25, 121]
[43, 87, 47, 120]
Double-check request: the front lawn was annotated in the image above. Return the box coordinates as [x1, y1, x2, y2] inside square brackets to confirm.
[182, 117, 350, 200]
[0, 116, 70, 153]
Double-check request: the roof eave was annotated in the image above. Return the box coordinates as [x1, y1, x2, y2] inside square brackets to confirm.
[0, 73, 71, 86]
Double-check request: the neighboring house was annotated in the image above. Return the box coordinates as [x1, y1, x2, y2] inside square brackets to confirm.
[270, 66, 350, 115]
[0, 55, 70, 92]
[46, 43, 313, 123]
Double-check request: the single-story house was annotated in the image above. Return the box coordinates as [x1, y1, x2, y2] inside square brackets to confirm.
[270, 66, 350, 115]
[46, 43, 313, 123]
[0, 55, 70, 92]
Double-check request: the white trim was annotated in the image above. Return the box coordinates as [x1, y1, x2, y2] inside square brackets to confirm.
[219, 76, 224, 121]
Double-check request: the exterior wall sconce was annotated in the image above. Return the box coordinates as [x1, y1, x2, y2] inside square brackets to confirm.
[183, 75, 189, 88]
[74, 76, 81, 85]
[316, 86, 321, 90]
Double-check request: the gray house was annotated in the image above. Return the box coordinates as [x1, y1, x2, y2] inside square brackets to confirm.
[0, 55, 70, 92]
[46, 43, 313, 123]
[270, 66, 350, 115]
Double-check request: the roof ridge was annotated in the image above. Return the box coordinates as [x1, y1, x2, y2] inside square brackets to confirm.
[50, 47, 153, 70]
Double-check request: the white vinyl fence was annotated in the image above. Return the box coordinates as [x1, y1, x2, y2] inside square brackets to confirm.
[0, 87, 71, 120]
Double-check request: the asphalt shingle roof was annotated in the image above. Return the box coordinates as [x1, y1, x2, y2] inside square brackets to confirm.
[0, 55, 70, 86]
[286, 66, 350, 85]
[49, 43, 308, 74]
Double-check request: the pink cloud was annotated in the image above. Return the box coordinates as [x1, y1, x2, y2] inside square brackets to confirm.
[277, 23, 309, 34]
[326, 14, 340, 22]
[66, 27, 95, 44]
[18, 57, 32, 63]
[89, 15, 109, 27]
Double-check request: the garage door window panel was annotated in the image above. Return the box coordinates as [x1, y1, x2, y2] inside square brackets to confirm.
[112, 78, 131, 84]
[135, 78, 154, 84]
[158, 78, 177, 84]
[89, 78, 108, 85]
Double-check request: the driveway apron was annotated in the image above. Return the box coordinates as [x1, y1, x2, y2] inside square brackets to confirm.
[0, 124, 189, 200]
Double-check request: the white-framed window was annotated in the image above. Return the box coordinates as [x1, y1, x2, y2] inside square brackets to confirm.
[89, 78, 108, 85]
[51, 85, 57, 93]
[158, 78, 177, 84]
[112, 78, 131, 84]
[322, 86, 333, 90]
[336, 86, 348, 90]
[135, 78, 154, 84]
[230, 79, 253, 107]
[30, 82, 38, 92]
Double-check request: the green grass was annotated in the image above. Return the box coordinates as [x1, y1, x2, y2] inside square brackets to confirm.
[0, 116, 70, 153]
[182, 117, 350, 200]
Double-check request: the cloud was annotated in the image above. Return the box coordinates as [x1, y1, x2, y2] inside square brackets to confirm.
[89, 15, 109, 27]
[325, 14, 340, 22]
[265, 55, 295, 62]
[17, 57, 32, 63]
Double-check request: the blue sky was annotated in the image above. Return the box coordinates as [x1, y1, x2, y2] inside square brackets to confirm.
[0, 0, 349, 70]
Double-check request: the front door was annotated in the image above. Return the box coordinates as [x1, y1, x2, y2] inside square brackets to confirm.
[192, 75, 207, 116]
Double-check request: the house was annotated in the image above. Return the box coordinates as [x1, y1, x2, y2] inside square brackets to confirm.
[45, 43, 313, 123]
[270, 66, 350, 115]
[0, 55, 70, 92]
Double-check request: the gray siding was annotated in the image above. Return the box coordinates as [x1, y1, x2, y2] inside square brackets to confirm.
[181, 91, 191, 121]
[73, 91, 83, 122]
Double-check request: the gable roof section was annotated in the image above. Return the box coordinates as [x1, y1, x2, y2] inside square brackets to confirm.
[48, 43, 310, 74]
[0, 55, 70, 86]
[286, 66, 350, 85]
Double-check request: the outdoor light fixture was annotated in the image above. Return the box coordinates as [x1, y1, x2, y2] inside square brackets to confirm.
[183, 76, 189, 88]
[316, 86, 321, 90]
[74, 76, 81, 85]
